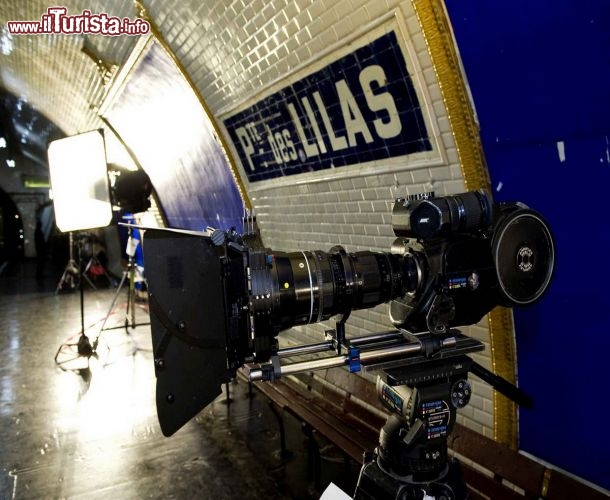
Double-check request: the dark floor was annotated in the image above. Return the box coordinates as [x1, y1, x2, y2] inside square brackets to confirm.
[0, 261, 360, 499]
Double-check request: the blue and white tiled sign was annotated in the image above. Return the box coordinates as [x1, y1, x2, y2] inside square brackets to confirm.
[224, 31, 432, 183]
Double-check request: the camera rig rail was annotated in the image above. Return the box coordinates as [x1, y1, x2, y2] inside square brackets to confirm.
[246, 321, 532, 408]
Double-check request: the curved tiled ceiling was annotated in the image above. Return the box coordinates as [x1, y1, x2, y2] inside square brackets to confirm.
[0, 92, 63, 169]
[0, 1, 139, 152]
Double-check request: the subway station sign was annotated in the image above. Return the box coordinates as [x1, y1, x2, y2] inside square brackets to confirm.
[223, 31, 432, 183]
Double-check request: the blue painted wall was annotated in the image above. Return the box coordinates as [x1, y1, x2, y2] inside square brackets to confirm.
[445, 0, 610, 489]
[106, 42, 245, 234]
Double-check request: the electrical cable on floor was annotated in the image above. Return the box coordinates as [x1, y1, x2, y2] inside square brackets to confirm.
[54, 302, 151, 371]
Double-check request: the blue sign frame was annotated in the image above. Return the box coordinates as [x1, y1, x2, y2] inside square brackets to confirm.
[224, 32, 432, 182]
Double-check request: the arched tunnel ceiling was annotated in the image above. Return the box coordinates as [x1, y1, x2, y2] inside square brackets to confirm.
[0, 91, 63, 168]
[1, 0, 403, 164]
[0, 1, 140, 151]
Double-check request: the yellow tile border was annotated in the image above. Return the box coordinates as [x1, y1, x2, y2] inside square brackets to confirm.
[411, 0, 517, 448]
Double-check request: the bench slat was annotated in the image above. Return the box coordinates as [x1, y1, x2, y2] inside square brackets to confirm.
[292, 373, 385, 432]
[449, 424, 546, 496]
[461, 465, 524, 500]
[240, 369, 609, 499]
[547, 468, 610, 500]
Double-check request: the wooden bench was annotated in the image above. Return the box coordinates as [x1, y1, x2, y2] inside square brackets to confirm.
[240, 367, 609, 499]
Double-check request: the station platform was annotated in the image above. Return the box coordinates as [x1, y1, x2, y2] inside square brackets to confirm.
[0, 260, 358, 499]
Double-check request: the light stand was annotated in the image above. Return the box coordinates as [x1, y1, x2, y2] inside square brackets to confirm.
[54, 233, 96, 370]
[49, 129, 115, 371]
[98, 224, 149, 339]
[81, 235, 114, 290]
[54, 227, 150, 370]
[55, 232, 79, 294]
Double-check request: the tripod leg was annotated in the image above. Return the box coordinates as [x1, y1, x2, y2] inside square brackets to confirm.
[99, 271, 129, 332]
[126, 264, 136, 329]
[55, 268, 69, 294]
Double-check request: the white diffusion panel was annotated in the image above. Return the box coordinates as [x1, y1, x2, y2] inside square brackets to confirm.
[48, 130, 112, 232]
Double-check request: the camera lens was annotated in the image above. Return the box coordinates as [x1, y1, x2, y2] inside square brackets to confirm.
[248, 248, 416, 339]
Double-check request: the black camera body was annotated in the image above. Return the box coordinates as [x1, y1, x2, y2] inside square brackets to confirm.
[389, 233, 498, 335]
[389, 192, 554, 334]
[143, 191, 554, 436]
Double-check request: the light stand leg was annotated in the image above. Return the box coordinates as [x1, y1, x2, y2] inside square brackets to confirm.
[98, 269, 129, 332]
[55, 266, 74, 294]
[54, 233, 94, 371]
[82, 257, 98, 290]
[55, 232, 78, 294]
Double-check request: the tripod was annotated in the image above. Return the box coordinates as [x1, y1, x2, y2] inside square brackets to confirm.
[354, 356, 473, 500]
[99, 226, 149, 334]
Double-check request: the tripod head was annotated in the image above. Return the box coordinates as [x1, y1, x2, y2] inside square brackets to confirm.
[353, 329, 531, 500]
[376, 354, 474, 482]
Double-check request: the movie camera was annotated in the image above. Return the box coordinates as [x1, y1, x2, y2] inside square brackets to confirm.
[142, 190, 554, 499]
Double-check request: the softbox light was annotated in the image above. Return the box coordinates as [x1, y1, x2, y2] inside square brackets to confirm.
[48, 130, 112, 232]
